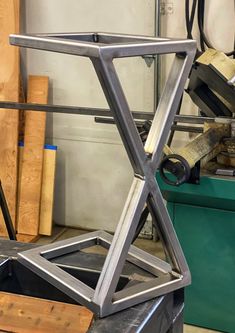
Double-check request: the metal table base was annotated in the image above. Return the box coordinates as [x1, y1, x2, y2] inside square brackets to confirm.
[0, 239, 184, 333]
[9, 32, 196, 317]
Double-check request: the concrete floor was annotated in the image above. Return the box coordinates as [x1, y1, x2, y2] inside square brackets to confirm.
[36, 226, 221, 333]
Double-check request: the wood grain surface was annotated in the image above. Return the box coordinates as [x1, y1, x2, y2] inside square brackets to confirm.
[39, 146, 57, 236]
[17, 76, 49, 235]
[16, 233, 40, 243]
[0, 292, 93, 333]
[0, 0, 20, 236]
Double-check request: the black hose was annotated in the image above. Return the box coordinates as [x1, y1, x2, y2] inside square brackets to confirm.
[185, 0, 192, 38]
[185, 0, 202, 57]
[190, 0, 198, 32]
[185, 0, 198, 39]
[197, 0, 235, 56]
[197, 0, 206, 52]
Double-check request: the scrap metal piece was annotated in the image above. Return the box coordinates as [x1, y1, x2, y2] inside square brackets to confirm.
[10, 32, 196, 317]
[215, 168, 235, 177]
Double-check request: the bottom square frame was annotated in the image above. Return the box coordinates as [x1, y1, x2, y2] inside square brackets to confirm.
[18, 230, 186, 317]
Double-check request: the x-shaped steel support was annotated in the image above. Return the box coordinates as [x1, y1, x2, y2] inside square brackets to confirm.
[91, 50, 195, 314]
[9, 32, 196, 317]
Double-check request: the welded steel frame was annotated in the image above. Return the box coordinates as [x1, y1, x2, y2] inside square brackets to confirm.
[0, 239, 184, 333]
[10, 32, 196, 317]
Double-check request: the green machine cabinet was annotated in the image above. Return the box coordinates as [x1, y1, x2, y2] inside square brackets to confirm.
[156, 173, 235, 333]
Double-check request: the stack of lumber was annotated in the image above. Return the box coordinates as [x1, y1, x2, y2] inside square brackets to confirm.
[0, 0, 56, 242]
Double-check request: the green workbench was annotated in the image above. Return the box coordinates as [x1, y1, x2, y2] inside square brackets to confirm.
[156, 173, 235, 333]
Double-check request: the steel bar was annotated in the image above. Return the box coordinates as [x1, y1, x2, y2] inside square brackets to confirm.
[92, 58, 147, 175]
[0, 100, 219, 124]
[10, 32, 195, 58]
[147, 181, 189, 276]
[95, 117, 148, 128]
[98, 230, 172, 275]
[174, 114, 214, 124]
[154, 0, 162, 110]
[0, 101, 154, 120]
[171, 124, 203, 133]
[95, 117, 204, 133]
[0, 182, 16, 241]
[145, 54, 197, 163]
[92, 179, 149, 308]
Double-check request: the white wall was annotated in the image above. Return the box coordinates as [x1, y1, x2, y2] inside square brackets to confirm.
[24, 0, 156, 231]
[160, 0, 235, 148]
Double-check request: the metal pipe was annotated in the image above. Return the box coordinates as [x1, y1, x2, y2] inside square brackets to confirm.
[95, 117, 204, 133]
[154, 0, 162, 111]
[171, 124, 203, 133]
[174, 114, 215, 124]
[0, 101, 154, 120]
[0, 101, 217, 124]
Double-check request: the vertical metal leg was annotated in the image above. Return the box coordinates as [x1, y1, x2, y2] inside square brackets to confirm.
[168, 289, 184, 333]
[168, 311, 184, 333]
[91, 57, 146, 176]
[93, 179, 148, 309]
[92, 53, 191, 283]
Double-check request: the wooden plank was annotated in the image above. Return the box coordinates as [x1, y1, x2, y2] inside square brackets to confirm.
[18, 143, 57, 237]
[17, 143, 48, 243]
[17, 76, 49, 235]
[0, 292, 93, 333]
[16, 233, 40, 243]
[39, 145, 57, 236]
[0, 0, 20, 236]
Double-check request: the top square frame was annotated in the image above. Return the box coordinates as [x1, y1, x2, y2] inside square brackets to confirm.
[10, 32, 196, 59]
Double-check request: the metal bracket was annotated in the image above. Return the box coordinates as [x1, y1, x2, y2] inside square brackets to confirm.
[9, 32, 196, 317]
[142, 54, 156, 67]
